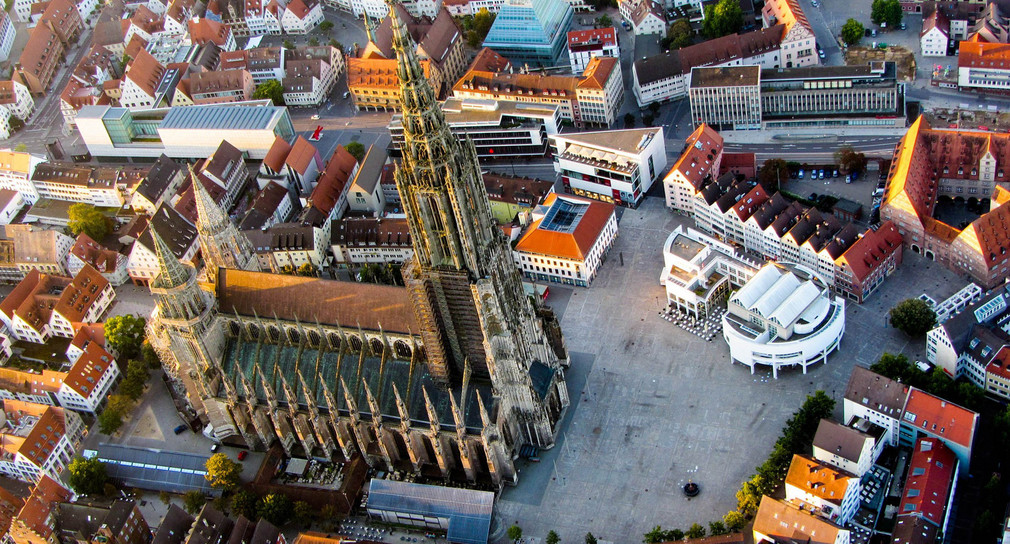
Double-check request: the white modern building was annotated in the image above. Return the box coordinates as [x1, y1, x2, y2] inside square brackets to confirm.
[75, 103, 295, 160]
[55, 341, 119, 414]
[550, 127, 666, 208]
[660, 225, 762, 319]
[513, 193, 618, 287]
[0, 151, 45, 205]
[722, 262, 845, 378]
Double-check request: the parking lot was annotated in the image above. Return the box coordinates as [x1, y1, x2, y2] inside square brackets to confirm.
[494, 196, 967, 541]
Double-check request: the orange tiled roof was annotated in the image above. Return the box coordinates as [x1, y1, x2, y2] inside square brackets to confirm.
[577, 56, 617, 89]
[666, 124, 723, 190]
[10, 476, 70, 542]
[285, 136, 319, 175]
[836, 221, 903, 282]
[785, 454, 855, 506]
[263, 136, 292, 173]
[959, 40, 1010, 69]
[904, 388, 978, 449]
[69, 233, 123, 274]
[515, 193, 615, 261]
[125, 49, 166, 97]
[53, 264, 110, 324]
[63, 341, 115, 399]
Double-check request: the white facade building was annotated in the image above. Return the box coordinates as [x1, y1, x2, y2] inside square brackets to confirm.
[0, 151, 44, 205]
[784, 454, 862, 526]
[0, 401, 85, 484]
[513, 193, 618, 287]
[551, 127, 666, 208]
[660, 225, 762, 319]
[722, 262, 845, 378]
[55, 342, 119, 413]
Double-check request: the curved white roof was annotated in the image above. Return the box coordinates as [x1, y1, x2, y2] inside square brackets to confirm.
[751, 273, 801, 317]
[769, 281, 821, 326]
[733, 264, 784, 308]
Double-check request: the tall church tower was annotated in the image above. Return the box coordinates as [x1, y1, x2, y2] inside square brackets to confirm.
[391, 3, 569, 449]
[191, 169, 257, 284]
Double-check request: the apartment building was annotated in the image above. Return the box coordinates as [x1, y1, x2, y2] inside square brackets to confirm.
[187, 70, 254, 104]
[0, 401, 85, 484]
[567, 27, 619, 73]
[67, 233, 130, 286]
[127, 205, 199, 285]
[7, 225, 75, 276]
[30, 162, 123, 207]
[0, 266, 114, 343]
[330, 217, 413, 265]
[55, 341, 119, 414]
[551, 127, 666, 207]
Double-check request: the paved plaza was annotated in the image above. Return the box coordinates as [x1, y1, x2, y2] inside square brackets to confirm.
[496, 197, 967, 541]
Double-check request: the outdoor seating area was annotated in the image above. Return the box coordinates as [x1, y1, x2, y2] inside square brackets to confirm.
[659, 305, 724, 341]
[277, 459, 344, 489]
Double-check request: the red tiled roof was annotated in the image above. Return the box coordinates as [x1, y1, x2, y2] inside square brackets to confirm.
[69, 322, 106, 352]
[285, 0, 315, 19]
[836, 221, 903, 282]
[309, 145, 357, 215]
[922, 9, 949, 37]
[731, 183, 769, 220]
[958, 40, 1010, 70]
[468, 47, 511, 72]
[903, 388, 978, 449]
[263, 136, 292, 173]
[667, 124, 723, 190]
[10, 476, 70, 541]
[188, 17, 230, 46]
[577, 56, 618, 89]
[515, 193, 615, 261]
[987, 345, 1010, 381]
[285, 136, 320, 175]
[567, 27, 617, 48]
[899, 438, 957, 526]
[69, 233, 123, 274]
[125, 49, 166, 97]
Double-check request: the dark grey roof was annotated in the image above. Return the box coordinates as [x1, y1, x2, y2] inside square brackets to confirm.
[137, 155, 184, 204]
[812, 419, 870, 463]
[94, 443, 216, 494]
[367, 480, 493, 544]
[137, 204, 198, 258]
[844, 366, 908, 418]
[189, 506, 234, 544]
[152, 504, 194, 544]
[160, 105, 285, 131]
[634, 51, 682, 86]
[761, 61, 897, 82]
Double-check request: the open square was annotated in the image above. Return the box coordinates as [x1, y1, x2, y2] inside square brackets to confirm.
[496, 197, 967, 541]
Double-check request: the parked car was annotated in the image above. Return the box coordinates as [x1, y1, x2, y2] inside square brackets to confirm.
[174, 425, 187, 435]
[798, 169, 805, 179]
[818, 49, 826, 59]
[819, 170, 825, 179]
[832, 169, 839, 177]
[211, 444, 220, 452]
[238, 450, 248, 460]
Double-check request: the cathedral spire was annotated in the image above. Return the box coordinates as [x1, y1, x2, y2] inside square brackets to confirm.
[151, 227, 190, 288]
[191, 166, 229, 235]
[389, 1, 427, 94]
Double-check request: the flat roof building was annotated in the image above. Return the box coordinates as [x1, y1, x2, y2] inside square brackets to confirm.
[76, 103, 294, 160]
[689, 66, 762, 131]
[550, 127, 666, 207]
[366, 479, 494, 544]
[481, 0, 574, 68]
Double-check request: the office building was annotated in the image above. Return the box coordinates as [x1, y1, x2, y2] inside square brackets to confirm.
[481, 0, 573, 67]
[550, 127, 666, 207]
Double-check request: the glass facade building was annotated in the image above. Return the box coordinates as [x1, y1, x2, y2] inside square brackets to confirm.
[482, 0, 574, 67]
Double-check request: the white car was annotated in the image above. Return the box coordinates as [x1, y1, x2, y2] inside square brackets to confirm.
[818, 49, 825, 59]
[311, 114, 320, 120]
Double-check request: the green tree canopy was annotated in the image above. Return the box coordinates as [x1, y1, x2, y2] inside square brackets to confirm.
[119, 359, 150, 400]
[758, 158, 788, 192]
[507, 525, 523, 542]
[283, 40, 295, 49]
[344, 141, 366, 162]
[13, 143, 27, 152]
[835, 145, 868, 173]
[467, 8, 496, 48]
[68, 457, 108, 495]
[253, 80, 285, 105]
[841, 18, 864, 46]
[624, 112, 636, 128]
[319, 20, 333, 32]
[308, 37, 319, 46]
[183, 490, 206, 514]
[105, 315, 147, 360]
[702, 0, 743, 39]
[257, 493, 293, 526]
[545, 530, 560, 544]
[686, 523, 706, 539]
[233, 489, 260, 520]
[294, 501, 314, 525]
[297, 263, 317, 276]
[723, 510, 746, 531]
[205, 453, 242, 490]
[663, 18, 693, 50]
[585, 533, 597, 544]
[597, 14, 612, 27]
[871, 0, 902, 26]
[889, 298, 937, 336]
[68, 203, 110, 241]
[709, 521, 728, 535]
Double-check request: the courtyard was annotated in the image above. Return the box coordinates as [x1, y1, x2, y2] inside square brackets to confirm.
[495, 197, 966, 541]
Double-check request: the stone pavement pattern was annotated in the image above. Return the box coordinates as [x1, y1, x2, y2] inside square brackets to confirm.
[495, 197, 965, 542]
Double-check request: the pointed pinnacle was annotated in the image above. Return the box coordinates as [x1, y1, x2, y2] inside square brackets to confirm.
[191, 168, 229, 234]
[150, 226, 189, 287]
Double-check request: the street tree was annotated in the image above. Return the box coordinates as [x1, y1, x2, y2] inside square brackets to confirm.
[686, 524, 706, 539]
[183, 490, 206, 514]
[624, 112, 636, 128]
[233, 490, 259, 520]
[297, 263, 317, 276]
[467, 8, 495, 48]
[871, 0, 902, 27]
[546, 530, 560, 544]
[723, 510, 746, 531]
[841, 18, 864, 46]
[664, 18, 693, 49]
[709, 521, 728, 535]
[507, 525, 523, 542]
[120, 359, 150, 400]
[294, 501, 314, 525]
[308, 37, 319, 46]
[889, 298, 937, 336]
[702, 0, 743, 38]
[585, 533, 597, 544]
[13, 143, 26, 152]
[253, 80, 285, 105]
[257, 494, 294, 526]
[597, 14, 612, 27]
[319, 20, 333, 32]
[68, 457, 108, 495]
[835, 146, 868, 173]
[68, 203, 110, 241]
[205, 453, 242, 490]
[758, 158, 789, 191]
[283, 40, 295, 49]
[344, 141, 366, 161]
[105, 315, 147, 359]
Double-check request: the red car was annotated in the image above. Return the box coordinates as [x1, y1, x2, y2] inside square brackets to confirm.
[309, 126, 323, 141]
[238, 450, 248, 460]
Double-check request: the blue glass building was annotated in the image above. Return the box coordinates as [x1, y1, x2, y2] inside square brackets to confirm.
[482, 0, 574, 68]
